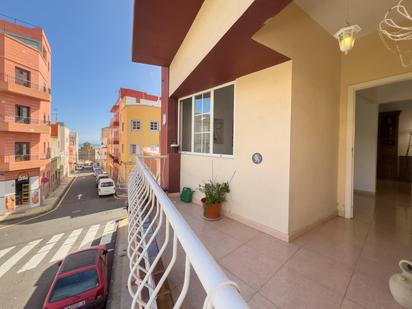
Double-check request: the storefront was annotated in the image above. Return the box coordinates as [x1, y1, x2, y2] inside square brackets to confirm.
[0, 169, 41, 214]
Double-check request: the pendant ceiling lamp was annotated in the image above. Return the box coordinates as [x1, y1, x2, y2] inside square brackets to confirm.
[334, 0, 361, 54]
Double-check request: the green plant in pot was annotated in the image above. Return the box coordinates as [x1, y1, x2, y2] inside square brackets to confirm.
[199, 180, 230, 220]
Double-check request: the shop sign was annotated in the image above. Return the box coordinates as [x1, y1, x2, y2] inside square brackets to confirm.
[17, 175, 29, 183]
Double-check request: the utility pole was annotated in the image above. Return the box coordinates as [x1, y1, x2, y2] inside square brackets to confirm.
[52, 108, 58, 122]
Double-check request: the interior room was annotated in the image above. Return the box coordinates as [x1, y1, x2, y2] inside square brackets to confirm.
[354, 79, 412, 222]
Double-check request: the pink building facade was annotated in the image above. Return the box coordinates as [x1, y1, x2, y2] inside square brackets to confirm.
[0, 19, 52, 213]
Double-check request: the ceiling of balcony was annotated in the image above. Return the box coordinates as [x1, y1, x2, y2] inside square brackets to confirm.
[294, 0, 397, 37]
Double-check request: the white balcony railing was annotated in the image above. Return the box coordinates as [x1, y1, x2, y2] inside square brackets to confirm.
[127, 156, 248, 309]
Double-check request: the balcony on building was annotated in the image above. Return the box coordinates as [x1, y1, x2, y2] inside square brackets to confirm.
[0, 73, 51, 101]
[0, 152, 51, 171]
[111, 127, 119, 144]
[0, 112, 50, 134]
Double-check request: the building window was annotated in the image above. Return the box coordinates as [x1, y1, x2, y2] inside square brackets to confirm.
[15, 142, 30, 161]
[44, 113, 47, 124]
[130, 144, 137, 155]
[131, 120, 141, 131]
[149, 121, 159, 132]
[15, 67, 31, 87]
[122, 144, 124, 153]
[15, 105, 30, 124]
[122, 122, 124, 132]
[179, 83, 234, 155]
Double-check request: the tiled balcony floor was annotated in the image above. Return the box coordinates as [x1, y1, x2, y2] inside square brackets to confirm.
[168, 180, 411, 309]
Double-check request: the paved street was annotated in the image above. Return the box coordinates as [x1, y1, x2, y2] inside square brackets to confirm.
[0, 171, 127, 309]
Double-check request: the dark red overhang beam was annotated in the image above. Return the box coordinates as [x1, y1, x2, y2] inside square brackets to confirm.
[132, 0, 204, 66]
[172, 0, 292, 98]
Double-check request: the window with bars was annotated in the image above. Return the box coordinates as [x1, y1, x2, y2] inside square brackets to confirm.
[149, 121, 160, 132]
[131, 120, 141, 131]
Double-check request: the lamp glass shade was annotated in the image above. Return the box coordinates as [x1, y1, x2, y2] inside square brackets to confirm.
[334, 24, 361, 54]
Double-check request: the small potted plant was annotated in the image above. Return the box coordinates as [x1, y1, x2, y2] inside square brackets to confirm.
[199, 180, 230, 220]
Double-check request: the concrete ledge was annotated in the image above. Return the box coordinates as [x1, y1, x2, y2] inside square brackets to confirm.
[0, 176, 76, 223]
[107, 217, 132, 309]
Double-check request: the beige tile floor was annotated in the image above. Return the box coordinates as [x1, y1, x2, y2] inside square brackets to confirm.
[168, 180, 411, 309]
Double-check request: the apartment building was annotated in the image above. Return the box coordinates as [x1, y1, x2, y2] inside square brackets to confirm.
[0, 19, 52, 214]
[100, 127, 109, 170]
[106, 88, 160, 183]
[78, 142, 96, 163]
[68, 131, 78, 173]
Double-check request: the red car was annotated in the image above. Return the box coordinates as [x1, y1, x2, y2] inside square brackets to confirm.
[43, 246, 109, 309]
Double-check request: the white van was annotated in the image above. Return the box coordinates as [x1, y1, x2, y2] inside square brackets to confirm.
[98, 178, 115, 197]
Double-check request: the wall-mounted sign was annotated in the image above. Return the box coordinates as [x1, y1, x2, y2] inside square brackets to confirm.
[42, 177, 49, 184]
[252, 153, 263, 164]
[17, 175, 28, 182]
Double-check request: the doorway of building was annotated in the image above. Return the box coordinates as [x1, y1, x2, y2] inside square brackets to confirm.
[15, 177, 30, 206]
[352, 78, 412, 220]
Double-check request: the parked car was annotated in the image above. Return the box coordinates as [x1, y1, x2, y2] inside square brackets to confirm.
[75, 164, 84, 171]
[94, 168, 103, 177]
[98, 178, 115, 197]
[43, 246, 109, 309]
[95, 174, 108, 187]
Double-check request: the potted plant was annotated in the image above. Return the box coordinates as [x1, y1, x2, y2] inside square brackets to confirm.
[199, 180, 230, 220]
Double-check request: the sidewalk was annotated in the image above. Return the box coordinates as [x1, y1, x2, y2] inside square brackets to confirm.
[0, 176, 75, 223]
[107, 217, 132, 309]
[115, 185, 128, 198]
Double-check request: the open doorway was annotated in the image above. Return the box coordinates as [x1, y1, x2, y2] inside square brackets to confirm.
[352, 78, 412, 220]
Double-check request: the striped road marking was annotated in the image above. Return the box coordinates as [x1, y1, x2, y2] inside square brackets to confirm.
[0, 239, 42, 278]
[0, 246, 15, 260]
[79, 224, 99, 249]
[50, 229, 82, 263]
[17, 233, 64, 273]
[99, 221, 116, 245]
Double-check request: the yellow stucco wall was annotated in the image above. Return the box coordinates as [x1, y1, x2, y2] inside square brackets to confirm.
[118, 99, 161, 182]
[181, 62, 292, 236]
[254, 3, 341, 236]
[172, 1, 412, 240]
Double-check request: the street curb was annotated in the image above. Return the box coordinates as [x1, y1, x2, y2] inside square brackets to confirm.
[0, 177, 76, 223]
[107, 217, 132, 309]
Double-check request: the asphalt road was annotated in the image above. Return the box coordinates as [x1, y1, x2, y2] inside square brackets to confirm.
[0, 170, 127, 309]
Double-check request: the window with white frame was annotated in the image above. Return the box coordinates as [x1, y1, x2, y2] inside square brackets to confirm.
[130, 144, 137, 155]
[131, 120, 141, 131]
[179, 83, 234, 155]
[149, 121, 159, 132]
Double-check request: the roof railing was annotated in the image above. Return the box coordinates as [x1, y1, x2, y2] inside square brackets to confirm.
[127, 155, 249, 309]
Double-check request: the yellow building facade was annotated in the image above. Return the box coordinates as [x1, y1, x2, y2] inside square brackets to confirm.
[116, 89, 161, 183]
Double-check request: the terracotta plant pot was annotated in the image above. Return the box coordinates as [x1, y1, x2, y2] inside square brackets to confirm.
[201, 198, 222, 220]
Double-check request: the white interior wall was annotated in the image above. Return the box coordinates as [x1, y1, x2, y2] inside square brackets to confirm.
[354, 95, 378, 193]
[379, 101, 412, 157]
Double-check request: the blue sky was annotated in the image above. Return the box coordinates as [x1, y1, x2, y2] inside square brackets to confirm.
[1, 0, 161, 145]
